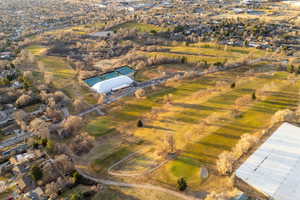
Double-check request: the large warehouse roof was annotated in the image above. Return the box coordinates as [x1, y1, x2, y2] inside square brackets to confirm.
[91, 75, 133, 94]
[236, 123, 300, 200]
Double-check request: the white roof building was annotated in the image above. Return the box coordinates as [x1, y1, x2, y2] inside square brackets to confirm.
[91, 75, 134, 94]
[90, 31, 114, 38]
[236, 123, 300, 200]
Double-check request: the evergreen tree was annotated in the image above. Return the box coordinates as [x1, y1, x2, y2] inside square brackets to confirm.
[287, 64, 294, 73]
[177, 178, 187, 191]
[252, 91, 256, 100]
[30, 164, 43, 181]
[137, 120, 144, 127]
[230, 82, 236, 88]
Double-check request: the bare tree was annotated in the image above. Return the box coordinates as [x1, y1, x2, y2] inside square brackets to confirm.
[14, 109, 28, 130]
[167, 134, 176, 154]
[54, 154, 74, 175]
[29, 118, 50, 138]
[97, 94, 106, 104]
[16, 94, 32, 107]
[216, 151, 235, 175]
[73, 98, 86, 112]
[233, 134, 258, 158]
[135, 88, 146, 99]
[63, 115, 83, 134]
[44, 73, 53, 85]
[45, 181, 59, 199]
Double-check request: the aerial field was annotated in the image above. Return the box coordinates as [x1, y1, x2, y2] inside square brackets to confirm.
[87, 66, 300, 190]
[142, 42, 267, 64]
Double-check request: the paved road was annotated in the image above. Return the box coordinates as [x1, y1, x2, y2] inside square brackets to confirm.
[0, 132, 31, 149]
[78, 105, 105, 117]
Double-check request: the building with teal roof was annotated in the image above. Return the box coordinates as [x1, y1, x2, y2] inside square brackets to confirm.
[83, 66, 136, 87]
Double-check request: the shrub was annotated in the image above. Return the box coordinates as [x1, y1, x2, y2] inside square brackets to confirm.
[271, 109, 295, 124]
[30, 164, 43, 181]
[287, 64, 294, 73]
[150, 30, 157, 35]
[72, 171, 81, 184]
[177, 177, 187, 191]
[230, 82, 236, 88]
[63, 116, 83, 134]
[137, 120, 144, 127]
[216, 151, 235, 175]
[234, 134, 258, 158]
[252, 91, 256, 100]
[234, 95, 252, 108]
[16, 94, 32, 107]
[70, 192, 83, 200]
[46, 139, 55, 153]
[135, 88, 146, 99]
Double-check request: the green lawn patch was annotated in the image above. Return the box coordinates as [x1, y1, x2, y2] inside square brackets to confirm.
[85, 116, 116, 137]
[92, 147, 132, 173]
[111, 22, 168, 33]
[26, 45, 48, 56]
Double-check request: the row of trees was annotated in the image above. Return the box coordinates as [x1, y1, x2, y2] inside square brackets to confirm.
[217, 108, 299, 176]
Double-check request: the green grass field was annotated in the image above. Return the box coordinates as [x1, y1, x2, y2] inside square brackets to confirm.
[142, 43, 267, 64]
[26, 45, 48, 56]
[25, 45, 97, 105]
[111, 22, 169, 33]
[89, 69, 300, 189]
[154, 73, 299, 187]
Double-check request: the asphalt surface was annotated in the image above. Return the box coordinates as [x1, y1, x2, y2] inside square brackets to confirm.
[0, 132, 31, 149]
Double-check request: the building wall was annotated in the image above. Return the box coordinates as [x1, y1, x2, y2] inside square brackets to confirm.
[234, 176, 269, 200]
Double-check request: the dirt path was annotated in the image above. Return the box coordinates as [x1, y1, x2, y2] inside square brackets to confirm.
[107, 150, 169, 177]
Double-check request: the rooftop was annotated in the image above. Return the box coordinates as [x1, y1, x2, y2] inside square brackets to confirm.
[91, 75, 134, 94]
[84, 66, 135, 87]
[236, 123, 300, 200]
[115, 66, 135, 75]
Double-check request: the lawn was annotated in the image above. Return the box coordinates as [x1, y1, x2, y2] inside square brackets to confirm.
[26, 45, 48, 56]
[85, 116, 116, 137]
[135, 64, 192, 81]
[154, 73, 300, 188]
[142, 42, 267, 64]
[87, 67, 248, 171]
[85, 67, 247, 137]
[91, 147, 133, 173]
[88, 69, 300, 189]
[38, 56, 74, 78]
[111, 22, 169, 33]
[35, 55, 97, 103]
